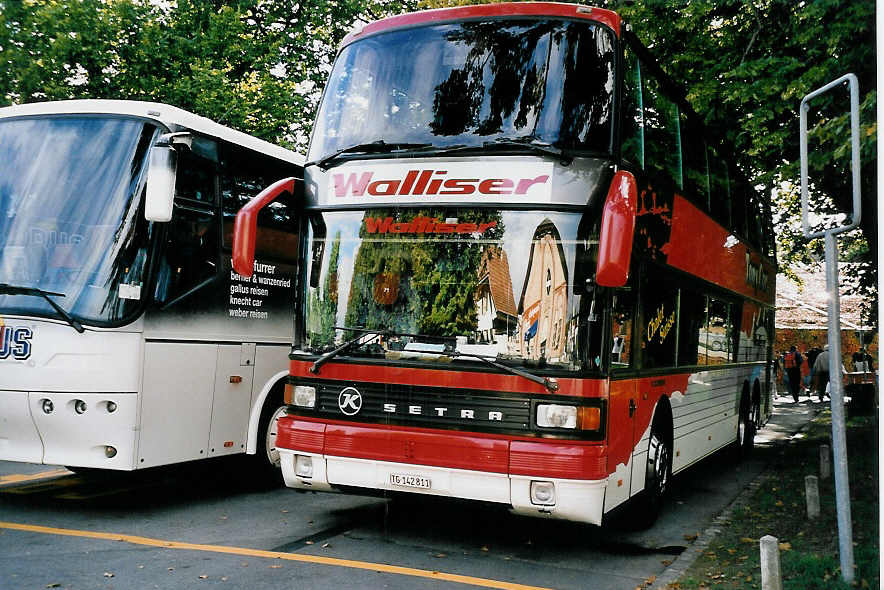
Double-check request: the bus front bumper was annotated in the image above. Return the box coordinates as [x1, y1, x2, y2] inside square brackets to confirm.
[277, 418, 608, 525]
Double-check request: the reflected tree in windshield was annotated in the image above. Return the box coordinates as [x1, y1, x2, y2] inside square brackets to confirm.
[309, 19, 614, 161]
[343, 209, 505, 337]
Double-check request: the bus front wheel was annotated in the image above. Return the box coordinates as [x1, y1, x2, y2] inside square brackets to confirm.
[252, 394, 287, 484]
[634, 418, 672, 527]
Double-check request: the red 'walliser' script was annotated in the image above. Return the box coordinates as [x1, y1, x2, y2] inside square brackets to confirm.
[333, 169, 551, 198]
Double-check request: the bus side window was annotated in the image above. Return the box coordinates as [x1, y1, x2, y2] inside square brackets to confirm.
[677, 290, 706, 366]
[155, 210, 218, 305]
[708, 147, 731, 227]
[642, 72, 682, 190]
[220, 147, 299, 265]
[680, 113, 709, 208]
[620, 46, 644, 167]
[707, 297, 732, 364]
[640, 270, 678, 368]
[610, 289, 635, 369]
[155, 151, 218, 305]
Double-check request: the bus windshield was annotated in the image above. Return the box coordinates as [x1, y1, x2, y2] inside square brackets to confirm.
[305, 208, 600, 372]
[308, 18, 615, 163]
[0, 116, 157, 325]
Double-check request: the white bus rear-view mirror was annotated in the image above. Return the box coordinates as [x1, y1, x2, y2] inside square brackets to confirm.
[145, 144, 177, 222]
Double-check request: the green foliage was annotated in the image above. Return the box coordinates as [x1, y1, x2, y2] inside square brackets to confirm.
[0, 0, 417, 150]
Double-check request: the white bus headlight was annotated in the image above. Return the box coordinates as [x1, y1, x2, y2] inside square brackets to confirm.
[536, 404, 577, 429]
[292, 386, 316, 408]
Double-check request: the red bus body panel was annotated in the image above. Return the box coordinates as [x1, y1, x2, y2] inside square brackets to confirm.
[343, 3, 621, 47]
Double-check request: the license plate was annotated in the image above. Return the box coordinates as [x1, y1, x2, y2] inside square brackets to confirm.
[390, 473, 431, 489]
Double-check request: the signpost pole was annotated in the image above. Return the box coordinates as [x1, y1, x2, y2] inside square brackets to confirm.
[799, 72, 861, 584]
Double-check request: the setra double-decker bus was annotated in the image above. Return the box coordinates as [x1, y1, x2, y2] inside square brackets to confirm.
[0, 100, 303, 477]
[233, 3, 776, 524]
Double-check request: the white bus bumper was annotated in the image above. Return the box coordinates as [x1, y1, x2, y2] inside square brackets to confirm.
[279, 448, 607, 525]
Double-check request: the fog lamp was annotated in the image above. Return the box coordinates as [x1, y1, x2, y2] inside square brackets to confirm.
[74, 399, 87, 414]
[41, 399, 54, 414]
[530, 481, 556, 506]
[295, 455, 314, 478]
[292, 386, 316, 408]
[106, 401, 117, 413]
[105, 445, 117, 458]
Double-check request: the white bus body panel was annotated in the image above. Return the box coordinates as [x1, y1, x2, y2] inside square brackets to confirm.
[0, 318, 142, 468]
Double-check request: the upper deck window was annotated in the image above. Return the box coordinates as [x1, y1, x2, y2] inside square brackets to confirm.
[308, 18, 615, 163]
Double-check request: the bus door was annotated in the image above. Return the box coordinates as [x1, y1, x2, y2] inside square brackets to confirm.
[606, 289, 638, 507]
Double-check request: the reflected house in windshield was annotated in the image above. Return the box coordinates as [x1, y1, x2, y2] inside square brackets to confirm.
[518, 220, 568, 362]
[475, 247, 517, 351]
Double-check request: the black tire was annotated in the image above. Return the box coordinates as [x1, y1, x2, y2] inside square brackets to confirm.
[735, 392, 756, 459]
[634, 417, 672, 528]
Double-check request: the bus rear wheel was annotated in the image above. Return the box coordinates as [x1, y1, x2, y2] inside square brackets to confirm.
[736, 393, 756, 459]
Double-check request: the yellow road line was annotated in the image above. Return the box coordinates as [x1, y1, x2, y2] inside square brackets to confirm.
[0, 469, 70, 486]
[0, 521, 550, 590]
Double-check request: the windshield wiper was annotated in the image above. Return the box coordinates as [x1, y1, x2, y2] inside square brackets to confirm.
[482, 137, 574, 166]
[0, 283, 84, 333]
[448, 350, 559, 393]
[309, 327, 386, 374]
[306, 141, 434, 170]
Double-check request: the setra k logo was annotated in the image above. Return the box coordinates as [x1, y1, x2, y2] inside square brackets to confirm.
[338, 387, 363, 416]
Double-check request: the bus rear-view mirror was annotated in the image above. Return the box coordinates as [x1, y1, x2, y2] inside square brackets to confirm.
[145, 144, 177, 222]
[233, 177, 298, 277]
[595, 170, 637, 287]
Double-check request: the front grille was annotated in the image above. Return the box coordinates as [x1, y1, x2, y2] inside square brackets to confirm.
[292, 378, 532, 434]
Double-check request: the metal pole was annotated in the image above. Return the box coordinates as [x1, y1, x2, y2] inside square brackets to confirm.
[825, 230, 855, 583]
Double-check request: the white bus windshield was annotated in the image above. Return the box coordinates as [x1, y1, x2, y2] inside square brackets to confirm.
[305, 208, 600, 372]
[0, 116, 157, 325]
[309, 19, 615, 163]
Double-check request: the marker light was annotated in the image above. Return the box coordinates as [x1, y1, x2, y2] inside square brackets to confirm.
[295, 455, 313, 478]
[105, 446, 117, 458]
[292, 386, 317, 408]
[530, 481, 556, 506]
[536, 404, 577, 429]
[74, 400, 87, 414]
[42, 399, 54, 414]
[106, 401, 117, 413]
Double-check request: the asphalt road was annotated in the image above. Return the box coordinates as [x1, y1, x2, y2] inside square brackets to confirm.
[0, 397, 816, 590]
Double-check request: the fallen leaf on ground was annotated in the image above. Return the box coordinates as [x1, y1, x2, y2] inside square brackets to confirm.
[778, 542, 792, 551]
[740, 537, 755, 544]
[269, 565, 282, 569]
[103, 572, 114, 578]
[45, 584, 61, 589]
[199, 575, 208, 579]
[684, 533, 699, 541]
[321, 543, 330, 548]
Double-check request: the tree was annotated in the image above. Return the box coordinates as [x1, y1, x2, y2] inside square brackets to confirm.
[0, 0, 417, 150]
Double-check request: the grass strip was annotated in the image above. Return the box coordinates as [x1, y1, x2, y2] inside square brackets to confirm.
[668, 410, 878, 590]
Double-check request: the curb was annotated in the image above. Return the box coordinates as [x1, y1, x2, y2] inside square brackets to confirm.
[652, 404, 823, 590]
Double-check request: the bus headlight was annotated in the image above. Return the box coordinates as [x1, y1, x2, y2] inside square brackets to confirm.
[292, 386, 316, 408]
[536, 404, 577, 429]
